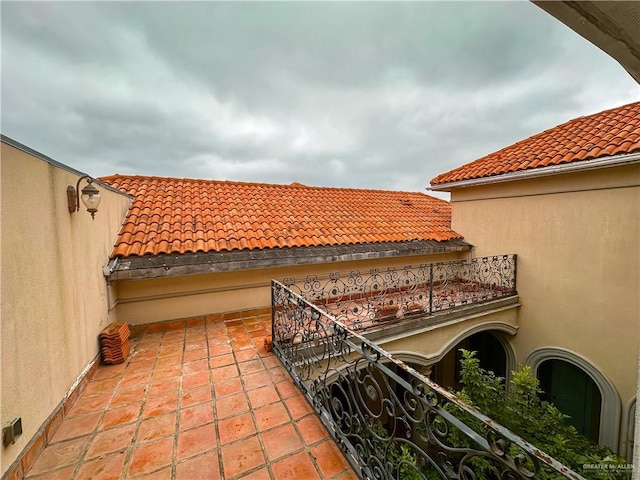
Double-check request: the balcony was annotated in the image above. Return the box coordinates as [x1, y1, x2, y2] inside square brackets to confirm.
[281, 255, 518, 338]
[271, 254, 587, 480]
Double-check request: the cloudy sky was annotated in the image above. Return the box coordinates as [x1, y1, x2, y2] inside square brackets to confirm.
[2, 1, 637, 198]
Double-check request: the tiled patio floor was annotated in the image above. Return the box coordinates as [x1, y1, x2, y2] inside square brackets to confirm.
[24, 314, 357, 480]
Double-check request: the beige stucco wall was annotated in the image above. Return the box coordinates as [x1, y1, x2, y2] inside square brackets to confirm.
[112, 252, 467, 326]
[380, 303, 519, 363]
[447, 164, 640, 433]
[0, 141, 131, 474]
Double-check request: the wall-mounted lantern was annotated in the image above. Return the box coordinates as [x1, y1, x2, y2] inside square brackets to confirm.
[67, 175, 101, 219]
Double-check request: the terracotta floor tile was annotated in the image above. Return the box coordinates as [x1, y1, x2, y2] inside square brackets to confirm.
[180, 403, 214, 431]
[215, 392, 249, 419]
[237, 467, 271, 480]
[270, 451, 321, 480]
[130, 349, 159, 362]
[175, 451, 220, 480]
[66, 392, 111, 417]
[181, 385, 213, 408]
[176, 423, 217, 461]
[83, 377, 121, 397]
[207, 337, 229, 348]
[211, 364, 239, 382]
[213, 378, 243, 398]
[127, 437, 174, 477]
[268, 367, 290, 383]
[135, 467, 172, 480]
[164, 331, 186, 342]
[262, 356, 282, 369]
[182, 371, 211, 390]
[110, 385, 147, 407]
[184, 348, 208, 362]
[221, 436, 264, 478]
[253, 403, 290, 432]
[100, 402, 142, 429]
[156, 352, 182, 365]
[234, 349, 260, 363]
[209, 353, 234, 368]
[311, 440, 351, 478]
[226, 325, 245, 335]
[142, 394, 179, 419]
[85, 423, 136, 460]
[238, 359, 265, 375]
[184, 339, 207, 351]
[248, 329, 269, 340]
[92, 364, 127, 381]
[120, 371, 153, 389]
[208, 343, 233, 356]
[246, 385, 280, 409]
[75, 451, 126, 480]
[183, 359, 209, 374]
[260, 424, 303, 461]
[148, 377, 180, 398]
[218, 412, 256, 444]
[26, 436, 88, 476]
[22, 318, 356, 480]
[24, 465, 75, 479]
[127, 358, 156, 372]
[284, 394, 314, 419]
[207, 337, 227, 346]
[257, 345, 272, 358]
[332, 470, 360, 480]
[157, 347, 182, 360]
[152, 364, 182, 380]
[230, 338, 254, 350]
[276, 380, 300, 399]
[136, 412, 177, 443]
[242, 371, 272, 391]
[297, 414, 329, 445]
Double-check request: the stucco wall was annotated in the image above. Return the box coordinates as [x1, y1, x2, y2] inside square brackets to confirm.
[0, 141, 131, 474]
[112, 252, 467, 326]
[381, 303, 519, 363]
[447, 164, 640, 439]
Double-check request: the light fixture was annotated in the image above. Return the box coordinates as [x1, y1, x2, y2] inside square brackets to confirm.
[67, 175, 101, 219]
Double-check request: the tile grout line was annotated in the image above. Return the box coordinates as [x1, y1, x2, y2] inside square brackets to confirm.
[225, 317, 273, 480]
[169, 325, 186, 480]
[119, 332, 155, 480]
[206, 318, 226, 480]
[243, 317, 276, 480]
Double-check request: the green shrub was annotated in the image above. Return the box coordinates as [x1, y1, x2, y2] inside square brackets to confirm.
[454, 349, 629, 480]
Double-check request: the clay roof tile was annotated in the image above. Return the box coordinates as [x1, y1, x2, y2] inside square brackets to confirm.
[99, 175, 463, 258]
[431, 101, 640, 186]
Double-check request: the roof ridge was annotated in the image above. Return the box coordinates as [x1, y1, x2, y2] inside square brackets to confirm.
[99, 173, 441, 197]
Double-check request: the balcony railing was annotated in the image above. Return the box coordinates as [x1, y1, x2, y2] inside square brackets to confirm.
[271, 278, 585, 480]
[282, 255, 517, 332]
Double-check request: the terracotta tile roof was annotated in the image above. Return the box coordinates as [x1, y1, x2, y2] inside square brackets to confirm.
[99, 175, 462, 258]
[431, 101, 640, 186]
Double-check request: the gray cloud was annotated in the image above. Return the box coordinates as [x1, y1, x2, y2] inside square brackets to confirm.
[2, 1, 637, 199]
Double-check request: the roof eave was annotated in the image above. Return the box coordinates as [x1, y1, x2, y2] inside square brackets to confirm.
[105, 240, 471, 282]
[429, 151, 640, 192]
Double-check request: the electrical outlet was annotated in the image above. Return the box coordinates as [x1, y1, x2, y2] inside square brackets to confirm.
[2, 418, 22, 447]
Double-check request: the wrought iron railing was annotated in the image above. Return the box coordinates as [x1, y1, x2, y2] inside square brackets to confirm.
[271, 279, 584, 480]
[283, 255, 517, 332]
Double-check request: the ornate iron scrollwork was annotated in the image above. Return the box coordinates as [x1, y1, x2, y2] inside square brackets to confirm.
[282, 255, 517, 333]
[271, 273, 584, 480]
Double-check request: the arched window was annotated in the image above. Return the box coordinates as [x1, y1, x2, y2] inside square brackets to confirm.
[432, 330, 510, 391]
[527, 348, 621, 452]
[538, 359, 601, 442]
